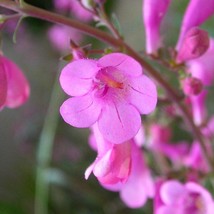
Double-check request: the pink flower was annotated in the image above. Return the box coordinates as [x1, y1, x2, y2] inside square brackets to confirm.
[0, 55, 30, 110]
[189, 91, 207, 125]
[184, 142, 210, 173]
[176, 28, 210, 63]
[202, 116, 214, 138]
[148, 124, 189, 164]
[143, 0, 171, 54]
[60, 53, 157, 143]
[85, 124, 132, 185]
[176, 0, 214, 50]
[48, 25, 83, 52]
[118, 141, 154, 208]
[54, 0, 93, 22]
[187, 39, 214, 124]
[181, 77, 203, 96]
[155, 180, 214, 214]
[85, 125, 154, 208]
[188, 39, 214, 86]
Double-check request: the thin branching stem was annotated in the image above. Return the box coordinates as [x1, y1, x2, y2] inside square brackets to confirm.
[0, 0, 212, 168]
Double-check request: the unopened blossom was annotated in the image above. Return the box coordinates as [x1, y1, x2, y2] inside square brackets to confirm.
[54, 0, 93, 22]
[187, 39, 214, 125]
[143, 0, 171, 54]
[155, 180, 214, 214]
[60, 53, 157, 143]
[48, 25, 83, 52]
[176, 28, 210, 63]
[176, 0, 214, 50]
[85, 125, 154, 208]
[181, 77, 203, 96]
[0, 54, 30, 110]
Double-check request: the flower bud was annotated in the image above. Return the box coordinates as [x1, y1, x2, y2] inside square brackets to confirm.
[0, 54, 30, 110]
[176, 27, 210, 63]
[181, 77, 203, 96]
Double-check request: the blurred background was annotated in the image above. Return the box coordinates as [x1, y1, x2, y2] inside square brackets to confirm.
[0, 0, 214, 213]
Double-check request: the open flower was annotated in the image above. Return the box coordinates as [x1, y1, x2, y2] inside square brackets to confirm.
[155, 180, 214, 214]
[60, 53, 157, 143]
[0, 54, 30, 110]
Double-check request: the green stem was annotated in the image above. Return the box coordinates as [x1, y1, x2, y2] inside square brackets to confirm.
[0, 0, 212, 168]
[34, 67, 64, 214]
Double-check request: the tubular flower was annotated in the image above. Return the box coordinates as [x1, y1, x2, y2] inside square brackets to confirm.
[176, 0, 214, 50]
[155, 180, 214, 214]
[60, 53, 157, 143]
[143, 0, 171, 54]
[0, 55, 30, 110]
[85, 125, 154, 208]
[85, 124, 132, 185]
[187, 39, 214, 125]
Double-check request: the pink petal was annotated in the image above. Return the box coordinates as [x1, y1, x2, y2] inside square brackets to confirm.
[143, 0, 171, 54]
[98, 103, 141, 143]
[102, 182, 123, 192]
[98, 53, 143, 77]
[187, 39, 214, 86]
[0, 61, 7, 109]
[93, 150, 112, 178]
[190, 90, 207, 125]
[157, 206, 180, 214]
[1, 56, 30, 108]
[94, 142, 131, 185]
[134, 126, 145, 147]
[110, 142, 131, 180]
[128, 75, 157, 114]
[91, 123, 112, 155]
[60, 59, 99, 96]
[48, 25, 83, 51]
[176, 27, 210, 63]
[60, 95, 101, 128]
[185, 182, 213, 204]
[120, 142, 154, 208]
[85, 162, 95, 180]
[176, 0, 214, 50]
[160, 180, 186, 205]
[120, 183, 147, 208]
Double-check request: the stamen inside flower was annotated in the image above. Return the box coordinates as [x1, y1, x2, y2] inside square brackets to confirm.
[96, 68, 124, 89]
[183, 192, 205, 214]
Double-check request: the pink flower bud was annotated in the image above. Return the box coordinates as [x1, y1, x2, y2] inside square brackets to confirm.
[176, 0, 214, 50]
[176, 27, 210, 63]
[0, 55, 30, 110]
[182, 77, 203, 96]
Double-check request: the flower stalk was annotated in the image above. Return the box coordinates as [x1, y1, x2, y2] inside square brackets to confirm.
[35, 68, 64, 214]
[0, 0, 212, 168]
